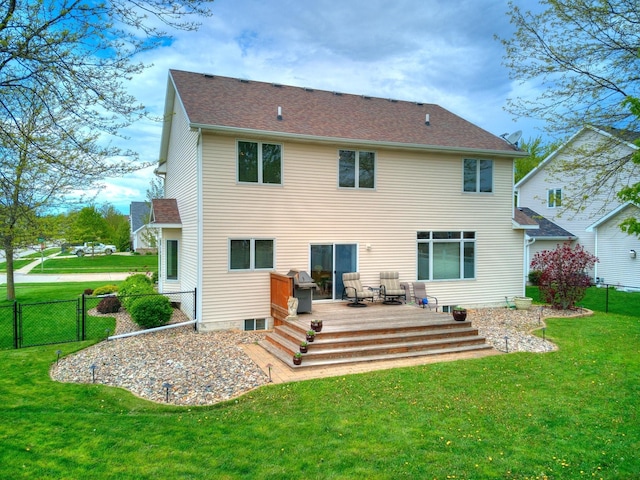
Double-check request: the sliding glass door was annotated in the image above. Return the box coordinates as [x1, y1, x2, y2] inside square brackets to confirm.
[310, 243, 357, 300]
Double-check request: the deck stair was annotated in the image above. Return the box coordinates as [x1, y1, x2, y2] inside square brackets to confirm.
[260, 303, 494, 369]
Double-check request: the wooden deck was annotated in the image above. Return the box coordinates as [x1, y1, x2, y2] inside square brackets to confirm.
[260, 301, 495, 369]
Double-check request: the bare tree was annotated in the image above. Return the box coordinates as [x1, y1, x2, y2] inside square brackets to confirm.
[0, 0, 214, 299]
[498, 0, 640, 218]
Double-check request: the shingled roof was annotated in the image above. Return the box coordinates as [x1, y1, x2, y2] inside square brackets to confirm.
[168, 69, 524, 155]
[151, 199, 181, 226]
[517, 208, 576, 239]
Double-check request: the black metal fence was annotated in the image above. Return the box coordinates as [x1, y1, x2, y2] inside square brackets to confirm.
[596, 283, 640, 314]
[0, 290, 196, 350]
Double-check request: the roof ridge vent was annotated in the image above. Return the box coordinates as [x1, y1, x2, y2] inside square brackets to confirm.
[203, 73, 214, 79]
[362, 95, 372, 100]
[272, 83, 282, 88]
[388, 98, 398, 103]
[304, 87, 314, 92]
[239, 79, 249, 83]
[333, 91, 343, 96]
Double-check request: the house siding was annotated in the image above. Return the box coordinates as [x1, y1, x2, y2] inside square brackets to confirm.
[161, 99, 199, 297]
[198, 133, 523, 330]
[593, 205, 640, 287]
[517, 128, 638, 280]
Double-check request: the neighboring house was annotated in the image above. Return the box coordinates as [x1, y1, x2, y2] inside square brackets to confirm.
[154, 69, 529, 331]
[515, 126, 640, 286]
[129, 201, 157, 253]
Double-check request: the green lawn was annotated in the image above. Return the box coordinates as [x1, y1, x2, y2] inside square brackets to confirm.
[0, 282, 122, 349]
[33, 253, 158, 274]
[0, 310, 639, 477]
[526, 285, 640, 316]
[0, 283, 638, 477]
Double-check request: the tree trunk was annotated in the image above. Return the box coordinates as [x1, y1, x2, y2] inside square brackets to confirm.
[4, 239, 15, 301]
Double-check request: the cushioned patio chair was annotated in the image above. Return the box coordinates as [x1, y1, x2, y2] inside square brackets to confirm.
[411, 282, 439, 311]
[379, 271, 407, 304]
[341, 272, 374, 307]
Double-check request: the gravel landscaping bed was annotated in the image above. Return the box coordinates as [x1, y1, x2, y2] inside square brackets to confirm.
[50, 305, 589, 406]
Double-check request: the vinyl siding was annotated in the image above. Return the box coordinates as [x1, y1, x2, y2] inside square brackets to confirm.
[517, 129, 638, 279]
[161, 101, 199, 297]
[593, 205, 640, 287]
[198, 133, 524, 330]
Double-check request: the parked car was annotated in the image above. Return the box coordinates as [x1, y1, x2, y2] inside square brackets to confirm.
[71, 242, 117, 257]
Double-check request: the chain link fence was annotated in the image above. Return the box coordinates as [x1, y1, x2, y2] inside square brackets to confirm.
[0, 290, 196, 350]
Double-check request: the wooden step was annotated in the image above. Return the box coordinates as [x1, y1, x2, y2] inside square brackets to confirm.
[261, 302, 494, 369]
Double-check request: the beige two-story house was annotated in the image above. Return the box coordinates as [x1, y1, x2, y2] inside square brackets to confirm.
[154, 69, 529, 331]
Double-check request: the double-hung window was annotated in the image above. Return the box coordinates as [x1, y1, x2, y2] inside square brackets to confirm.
[339, 149, 375, 188]
[238, 141, 282, 184]
[548, 188, 562, 208]
[229, 238, 275, 271]
[417, 231, 476, 281]
[463, 159, 493, 193]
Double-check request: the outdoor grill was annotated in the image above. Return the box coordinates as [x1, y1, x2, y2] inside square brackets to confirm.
[287, 269, 318, 314]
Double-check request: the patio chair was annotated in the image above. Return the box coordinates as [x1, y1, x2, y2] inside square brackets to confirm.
[379, 271, 407, 304]
[341, 272, 375, 307]
[411, 282, 439, 311]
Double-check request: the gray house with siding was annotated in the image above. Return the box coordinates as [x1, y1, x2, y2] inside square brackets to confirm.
[154, 69, 529, 331]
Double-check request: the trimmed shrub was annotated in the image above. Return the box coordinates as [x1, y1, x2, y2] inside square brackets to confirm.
[128, 295, 173, 329]
[96, 296, 121, 314]
[528, 270, 543, 286]
[84, 288, 94, 296]
[93, 284, 119, 296]
[119, 274, 155, 309]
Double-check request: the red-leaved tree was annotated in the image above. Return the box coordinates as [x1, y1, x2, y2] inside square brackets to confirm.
[530, 243, 598, 310]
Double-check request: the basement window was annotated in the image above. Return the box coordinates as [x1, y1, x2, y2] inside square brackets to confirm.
[244, 318, 266, 331]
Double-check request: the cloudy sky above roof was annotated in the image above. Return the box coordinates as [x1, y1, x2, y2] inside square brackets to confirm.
[103, 0, 546, 213]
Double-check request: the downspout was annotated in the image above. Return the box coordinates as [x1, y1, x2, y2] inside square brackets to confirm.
[196, 128, 203, 331]
[524, 236, 536, 294]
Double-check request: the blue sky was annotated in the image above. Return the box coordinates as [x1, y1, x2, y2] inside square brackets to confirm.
[100, 0, 547, 213]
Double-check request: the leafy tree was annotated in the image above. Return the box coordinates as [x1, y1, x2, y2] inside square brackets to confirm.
[100, 203, 130, 250]
[514, 136, 560, 184]
[0, 0, 213, 300]
[70, 206, 109, 247]
[499, 0, 640, 220]
[530, 243, 598, 309]
[616, 96, 640, 235]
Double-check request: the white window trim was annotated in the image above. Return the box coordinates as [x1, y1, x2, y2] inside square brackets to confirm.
[228, 238, 276, 271]
[337, 149, 376, 189]
[237, 140, 283, 185]
[547, 188, 562, 208]
[166, 239, 179, 282]
[417, 231, 476, 281]
[462, 158, 493, 193]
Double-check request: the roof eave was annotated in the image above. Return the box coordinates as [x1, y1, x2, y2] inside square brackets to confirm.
[192, 123, 528, 158]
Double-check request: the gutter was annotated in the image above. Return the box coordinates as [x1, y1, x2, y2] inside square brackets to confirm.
[189, 123, 529, 159]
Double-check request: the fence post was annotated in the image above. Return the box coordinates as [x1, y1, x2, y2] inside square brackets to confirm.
[193, 288, 197, 331]
[605, 284, 609, 313]
[81, 295, 86, 341]
[12, 300, 18, 349]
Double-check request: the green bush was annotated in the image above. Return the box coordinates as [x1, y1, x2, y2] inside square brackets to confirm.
[128, 295, 173, 329]
[528, 270, 542, 286]
[118, 274, 155, 309]
[93, 284, 119, 296]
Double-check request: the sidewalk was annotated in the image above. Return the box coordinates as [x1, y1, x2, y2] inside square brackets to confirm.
[1, 252, 130, 284]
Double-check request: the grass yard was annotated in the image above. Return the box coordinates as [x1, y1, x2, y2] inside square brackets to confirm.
[526, 285, 640, 317]
[0, 282, 121, 350]
[0, 248, 61, 272]
[33, 253, 158, 274]
[0, 310, 638, 478]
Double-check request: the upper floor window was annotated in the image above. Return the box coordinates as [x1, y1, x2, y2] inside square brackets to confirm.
[417, 231, 476, 281]
[229, 238, 275, 271]
[339, 149, 375, 189]
[463, 159, 493, 193]
[548, 188, 562, 208]
[238, 141, 282, 185]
